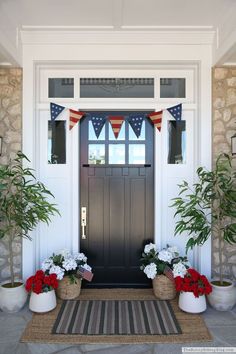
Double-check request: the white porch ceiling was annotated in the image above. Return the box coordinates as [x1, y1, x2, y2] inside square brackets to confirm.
[0, 0, 236, 66]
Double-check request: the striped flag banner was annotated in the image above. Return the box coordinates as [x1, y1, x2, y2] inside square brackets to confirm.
[77, 266, 94, 282]
[69, 109, 85, 130]
[109, 116, 124, 139]
[148, 111, 163, 132]
[163, 265, 174, 282]
[50, 102, 65, 121]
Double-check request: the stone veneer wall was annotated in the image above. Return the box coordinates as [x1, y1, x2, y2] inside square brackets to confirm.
[0, 68, 22, 282]
[212, 67, 236, 280]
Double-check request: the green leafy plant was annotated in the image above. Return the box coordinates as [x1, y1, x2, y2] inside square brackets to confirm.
[171, 153, 236, 285]
[0, 152, 60, 287]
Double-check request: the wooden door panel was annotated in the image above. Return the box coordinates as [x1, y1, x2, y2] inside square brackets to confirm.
[80, 111, 154, 287]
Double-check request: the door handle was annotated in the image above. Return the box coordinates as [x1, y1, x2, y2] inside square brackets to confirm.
[81, 207, 87, 240]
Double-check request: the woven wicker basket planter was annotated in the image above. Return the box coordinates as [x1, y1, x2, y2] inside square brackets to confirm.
[152, 275, 176, 300]
[56, 276, 82, 300]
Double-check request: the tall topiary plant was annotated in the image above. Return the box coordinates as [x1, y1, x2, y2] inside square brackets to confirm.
[0, 152, 60, 287]
[171, 153, 236, 285]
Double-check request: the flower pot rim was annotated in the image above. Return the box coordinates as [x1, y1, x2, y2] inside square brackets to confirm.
[210, 279, 234, 288]
[0, 279, 24, 289]
[30, 289, 55, 296]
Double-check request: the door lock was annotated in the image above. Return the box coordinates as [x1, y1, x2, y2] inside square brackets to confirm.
[81, 207, 87, 240]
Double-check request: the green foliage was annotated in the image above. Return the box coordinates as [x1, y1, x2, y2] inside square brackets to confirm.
[171, 153, 236, 283]
[0, 152, 60, 286]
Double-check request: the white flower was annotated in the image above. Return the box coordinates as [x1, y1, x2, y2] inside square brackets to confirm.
[62, 259, 77, 271]
[83, 263, 92, 271]
[158, 250, 173, 263]
[144, 243, 157, 254]
[143, 263, 157, 279]
[173, 262, 188, 278]
[49, 265, 65, 280]
[74, 252, 87, 263]
[41, 258, 53, 272]
[167, 246, 179, 258]
[58, 249, 71, 259]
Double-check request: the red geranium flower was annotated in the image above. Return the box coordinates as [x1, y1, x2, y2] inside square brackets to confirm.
[174, 268, 212, 297]
[25, 270, 59, 294]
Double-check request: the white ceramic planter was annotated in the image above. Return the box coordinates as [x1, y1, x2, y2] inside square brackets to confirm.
[29, 290, 57, 313]
[179, 291, 207, 313]
[0, 280, 28, 313]
[207, 280, 236, 311]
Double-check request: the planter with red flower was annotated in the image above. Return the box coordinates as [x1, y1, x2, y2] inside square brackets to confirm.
[175, 268, 212, 313]
[25, 270, 58, 313]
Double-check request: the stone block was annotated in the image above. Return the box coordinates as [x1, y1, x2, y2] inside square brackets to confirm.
[213, 98, 225, 109]
[0, 76, 9, 85]
[0, 85, 14, 97]
[223, 108, 231, 122]
[227, 77, 236, 87]
[214, 68, 228, 80]
[226, 88, 236, 106]
[7, 103, 21, 116]
[213, 110, 222, 120]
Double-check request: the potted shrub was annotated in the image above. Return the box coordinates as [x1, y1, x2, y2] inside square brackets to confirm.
[140, 242, 190, 300]
[171, 153, 236, 310]
[0, 152, 59, 312]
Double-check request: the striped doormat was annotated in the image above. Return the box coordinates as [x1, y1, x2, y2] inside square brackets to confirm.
[52, 299, 181, 335]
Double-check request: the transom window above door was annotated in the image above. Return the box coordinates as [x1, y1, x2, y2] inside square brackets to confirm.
[86, 111, 152, 166]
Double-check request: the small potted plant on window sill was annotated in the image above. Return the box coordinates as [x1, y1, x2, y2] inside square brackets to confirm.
[171, 153, 236, 311]
[0, 152, 60, 313]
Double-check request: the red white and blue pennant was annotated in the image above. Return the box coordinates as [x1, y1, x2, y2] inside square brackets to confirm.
[128, 114, 145, 138]
[49, 102, 183, 134]
[50, 103, 65, 121]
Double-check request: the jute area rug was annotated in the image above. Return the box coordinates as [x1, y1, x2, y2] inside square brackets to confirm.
[21, 289, 212, 345]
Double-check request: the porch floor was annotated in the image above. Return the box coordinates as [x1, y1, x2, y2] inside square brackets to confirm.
[0, 301, 235, 354]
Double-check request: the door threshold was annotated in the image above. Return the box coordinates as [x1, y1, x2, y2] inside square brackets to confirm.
[83, 284, 152, 289]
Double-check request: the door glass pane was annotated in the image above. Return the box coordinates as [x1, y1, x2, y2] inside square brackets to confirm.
[129, 144, 145, 164]
[129, 121, 145, 140]
[48, 78, 74, 98]
[168, 121, 186, 164]
[109, 145, 125, 164]
[48, 121, 66, 164]
[109, 121, 125, 140]
[80, 78, 154, 98]
[160, 78, 185, 98]
[88, 121, 105, 140]
[88, 144, 105, 164]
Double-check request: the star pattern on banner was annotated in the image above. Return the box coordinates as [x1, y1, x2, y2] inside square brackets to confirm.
[167, 104, 182, 121]
[91, 115, 106, 138]
[148, 111, 163, 132]
[128, 115, 145, 138]
[69, 109, 85, 130]
[50, 102, 65, 121]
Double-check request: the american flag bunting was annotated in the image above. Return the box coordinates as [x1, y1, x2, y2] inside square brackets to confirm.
[167, 104, 182, 121]
[109, 116, 124, 139]
[50, 102, 65, 121]
[148, 111, 163, 132]
[91, 115, 106, 138]
[69, 109, 85, 130]
[128, 115, 145, 138]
